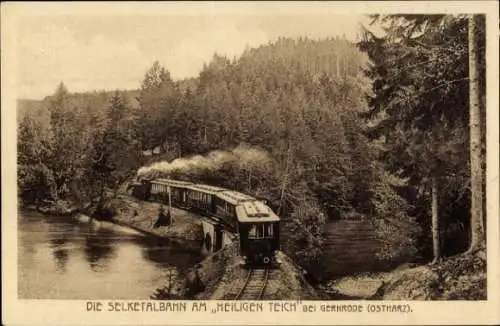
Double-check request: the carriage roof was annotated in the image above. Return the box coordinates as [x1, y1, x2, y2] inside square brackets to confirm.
[235, 201, 280, 223]
[150, 179, 170, 186]
[154, 179, 193, 187]
[186, 184, 228, 194]
[217, 190, 256, 205]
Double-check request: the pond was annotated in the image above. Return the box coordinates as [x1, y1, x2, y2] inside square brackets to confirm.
[18, 209, 201, 299]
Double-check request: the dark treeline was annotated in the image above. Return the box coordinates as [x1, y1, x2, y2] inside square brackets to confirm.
[18, 15, 485, 280]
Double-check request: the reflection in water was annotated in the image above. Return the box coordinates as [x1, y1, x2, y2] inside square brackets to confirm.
[83, 230, 117, 272]
[49, 237, 70, 272]
[18, 209, 202, 299]
[139, 238, 188, 269]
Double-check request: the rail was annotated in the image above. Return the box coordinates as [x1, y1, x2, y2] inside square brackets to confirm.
[234, 267, 270, 300]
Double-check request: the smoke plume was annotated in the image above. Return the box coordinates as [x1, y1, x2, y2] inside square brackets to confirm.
[137, 144, 272, 179]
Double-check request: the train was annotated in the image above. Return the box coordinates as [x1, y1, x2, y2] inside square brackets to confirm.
[129, 178, 280, 265]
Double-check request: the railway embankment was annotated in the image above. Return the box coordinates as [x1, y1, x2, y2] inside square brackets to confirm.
[93, 194, 204, 245]
[153, 242, 324, 300]
[24, 193, 203, 246]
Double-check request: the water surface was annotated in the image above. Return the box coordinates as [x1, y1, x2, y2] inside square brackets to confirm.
[18, 209, 201, 299]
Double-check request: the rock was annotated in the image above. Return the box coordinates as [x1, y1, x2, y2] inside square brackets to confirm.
[476, 250, 486, 261]
[37, 199, 78, 216]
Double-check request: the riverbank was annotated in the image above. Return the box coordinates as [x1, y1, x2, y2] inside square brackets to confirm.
[23, 199, 80, 216]
[21, 193, 205, 248]
[97, 194, 204, 244]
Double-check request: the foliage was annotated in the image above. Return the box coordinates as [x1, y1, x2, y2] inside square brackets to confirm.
[17, 29, 478, 275]
[358, 14, 482, 259]
[17, 163, 57, 204]
[89, 93, 142, 199]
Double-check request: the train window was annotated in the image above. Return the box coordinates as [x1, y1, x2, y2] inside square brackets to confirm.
[248, 225, 258, 238]
[264, 224, 273, 237]
[248, 224, 273, 239]
[258, 225, 265, 238]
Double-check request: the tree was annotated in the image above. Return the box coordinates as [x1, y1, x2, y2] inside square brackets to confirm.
[90, 93, 140, 201]
[46, 82, 80, 198]
[467, 14, 485, 252]
[359, 14, 484, 260]
[136, 61, 179, 151]
[18, 113, 50, 166]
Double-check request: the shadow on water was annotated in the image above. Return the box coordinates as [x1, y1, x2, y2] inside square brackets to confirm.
[41, 213, 119, 272]
[83, 229, 118, 272]
[137, 236, 203, 270]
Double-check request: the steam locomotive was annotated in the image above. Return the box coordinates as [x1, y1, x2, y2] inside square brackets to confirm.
[129, 178, 280, 265]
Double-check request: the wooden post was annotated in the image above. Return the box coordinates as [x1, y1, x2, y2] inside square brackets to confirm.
[168, 186, 173, 225]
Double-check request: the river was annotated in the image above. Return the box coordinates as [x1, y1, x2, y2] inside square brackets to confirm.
[18, 209, 202, 299]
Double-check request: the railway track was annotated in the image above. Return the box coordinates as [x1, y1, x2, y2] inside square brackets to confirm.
[234, 267, 270, 300]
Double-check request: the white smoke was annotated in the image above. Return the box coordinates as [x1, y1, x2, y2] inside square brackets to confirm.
[137, 144, 272, 178]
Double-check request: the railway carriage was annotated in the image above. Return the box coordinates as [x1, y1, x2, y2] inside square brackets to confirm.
[236, 201, 280, 264]
[130, 178, 280, 265]
[150, 179, 170, 202]
[214, 190, 255, 232]
[183, 184, 226, 214]
[156, 179, 193, 208]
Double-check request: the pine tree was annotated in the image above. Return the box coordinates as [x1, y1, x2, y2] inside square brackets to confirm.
[47, 82, 78, 197]
[359, 14, 483, 260]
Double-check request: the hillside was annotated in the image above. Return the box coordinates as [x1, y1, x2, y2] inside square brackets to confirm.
[17, 89, 140, 125]
[17, 76, 198, 123]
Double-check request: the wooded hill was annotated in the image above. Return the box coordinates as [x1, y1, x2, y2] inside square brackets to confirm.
[18, 15, 486, 281]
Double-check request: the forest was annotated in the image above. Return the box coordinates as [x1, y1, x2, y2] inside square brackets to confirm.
[17, 14, 486, 282]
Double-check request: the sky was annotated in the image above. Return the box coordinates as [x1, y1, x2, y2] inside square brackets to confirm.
[16, 12, 372, 99]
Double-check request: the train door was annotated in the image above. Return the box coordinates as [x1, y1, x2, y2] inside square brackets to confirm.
[211, 195, 217, 215]
[214, 225, 223, 251]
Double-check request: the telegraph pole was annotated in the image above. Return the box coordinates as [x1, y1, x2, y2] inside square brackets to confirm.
[167, 186, 173, 225]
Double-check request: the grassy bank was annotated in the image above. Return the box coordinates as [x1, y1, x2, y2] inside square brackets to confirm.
[98, 194, 204, 243]
[326, 249, 486, 300]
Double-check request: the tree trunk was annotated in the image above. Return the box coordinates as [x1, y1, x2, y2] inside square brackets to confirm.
[278, 145, 293, 216]
[431, 176, 440, 264]
[468, 15, 485, 252]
